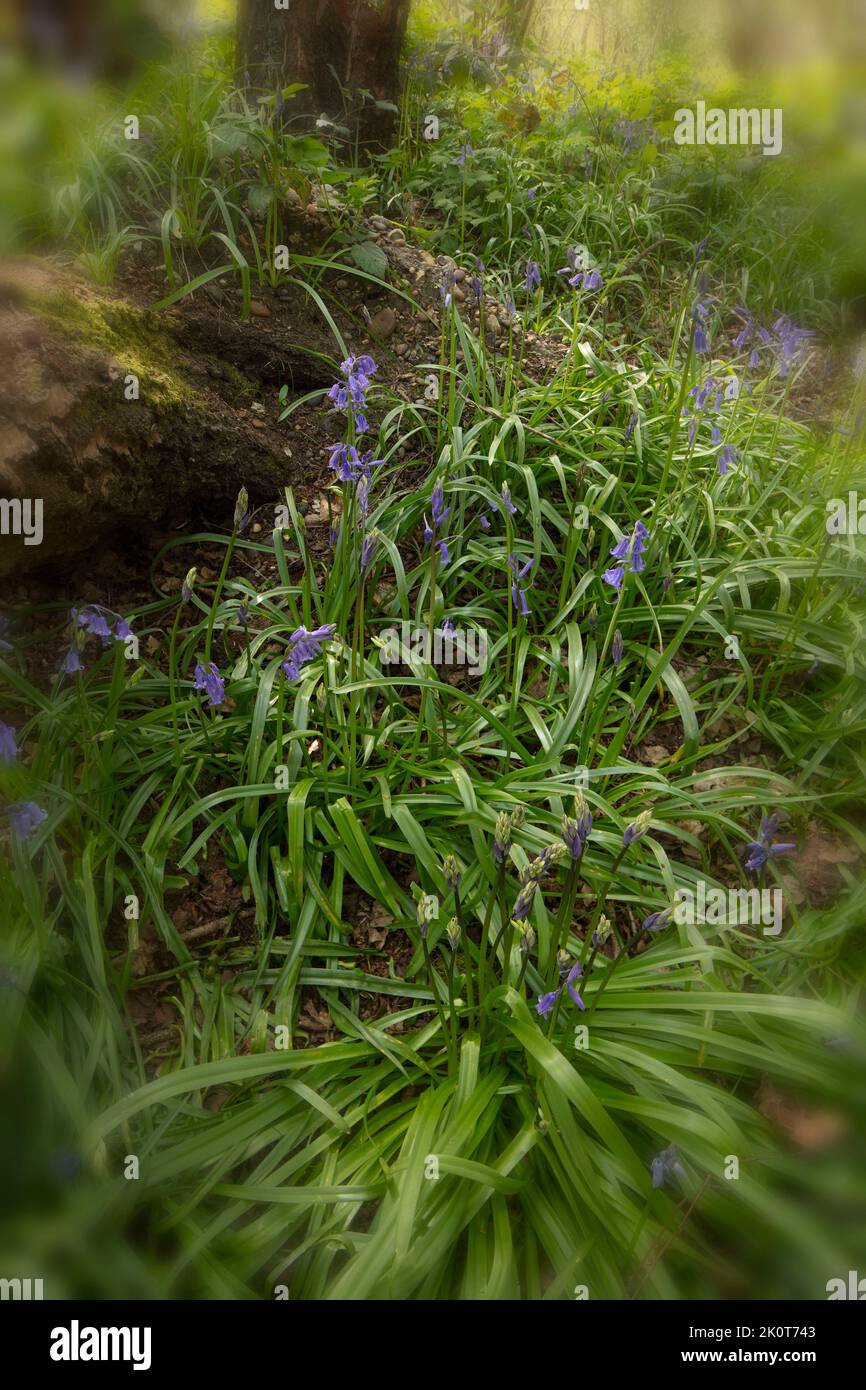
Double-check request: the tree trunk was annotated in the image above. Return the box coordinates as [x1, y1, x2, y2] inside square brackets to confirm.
[235, 0, 409, 152]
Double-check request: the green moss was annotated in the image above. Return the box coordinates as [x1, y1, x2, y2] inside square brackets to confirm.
[27, 285, 201, 409]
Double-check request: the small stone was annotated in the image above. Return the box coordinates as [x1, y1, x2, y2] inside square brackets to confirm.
[387, 228, 406, 244]
[453, 284, 466, 302]
[249, 300, 270, 318]
[368, 306, 397, 341]
[393, 341, 407, 356]
[453, 268, 467, 282]
[285, 188, 302, 208]
[484, 314, 500, 342]
[251, 418, 266, 429]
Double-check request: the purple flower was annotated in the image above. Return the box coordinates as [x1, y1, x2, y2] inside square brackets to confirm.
[744, 814, 795, 871]
[611, 629, 624, 667]
[74, 604, 132, 647]
[523, 259, 541, 293]
[604, 520, 648, 592]
[327, 442, 361, 483]
[692, 297, 712, 355]
[327, 355, 377, 432]
[651, 1143, 687, 1190]
[360, 533, 378, 573]
[718, 444, 739, 475]
[0, 722, 17, 765]
[565, 961, 585, 1010]
[424, 479, 451, 564]
[61, 647, 83, 675]
[194, 662, 225, 707]
[536, 990, 558, 1018]
[623, 810, 652, 848]
[500, 484, 517, 515]
[5, 800, 47, 840]
[773, 315, 812, 378]
[625, 413, 638, 443]
[456, 141, 473, 166]
[564, 267, 603, 291]
[508, 553, 533, 616]
[512, 878, 537, 920]
[643, 908, 672, 933]
[282, 624, 337, 681]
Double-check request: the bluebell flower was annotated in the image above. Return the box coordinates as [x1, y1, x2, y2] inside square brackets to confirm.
[691, 296, 712, 355]
[0, 721, 18, 765]
[643, 908, 672, 933]
[536, 959, 584, 1017]
[327, 355, 377, 433]
[651, 1143, 687, 1189]
[773, 315, 812, 378]
[501, 484, 517, 515]
[565, 961, 585, 1010]
[360, 531, 379, 573]
[523, 259, 541, 293]
[625, 412, 638, 442]
[561, 793, 592, 859]
[603, 520, 648, 592]
[282, 624, 337, 682]
[74, 604, 132, 646]
[439, 269, 456, 310]
[327, 442, 361, 483]
[456, 141, 473, 166]
[718, 443, 739, 475]
[5, 800, 47, 840]
[508, 553, 533, 616]
[536, 990, 558, 1018]
[61, 647, 83, 675]
[744, 814, 796, 871]
[611, 629, 624, 666]
[443, 854, 462, 893]
[194, 661, 225, 707]
[623, 810, 652, 848]
[512, 878, 537, 920]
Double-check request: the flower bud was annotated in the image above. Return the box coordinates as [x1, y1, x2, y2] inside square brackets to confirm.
[446, 917, 461, 950]
[623, 809, 653, 848]
[233, 485, 250, 533]
[417, 893, 438, 938]
[443, 855, 461, 893]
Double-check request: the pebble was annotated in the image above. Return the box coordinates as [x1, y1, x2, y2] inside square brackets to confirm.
[249, 300, 270, 318]
[369, 306, 397, 340]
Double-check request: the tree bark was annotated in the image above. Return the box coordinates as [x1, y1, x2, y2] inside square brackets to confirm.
[235, 0, 409, 152]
